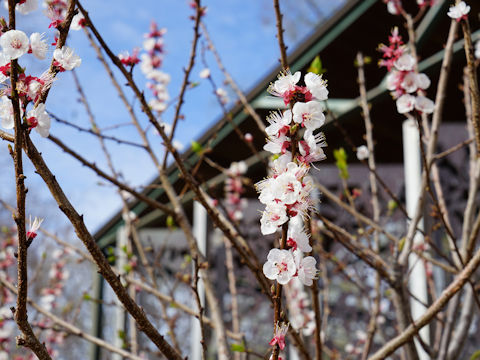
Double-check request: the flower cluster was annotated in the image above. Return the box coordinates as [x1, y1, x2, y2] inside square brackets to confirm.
[379, 28, 434, 114]
[224, 161, 248, 222]
[140, 22, 170, 114]
[259, 70, 327, 288]
[447, 1, 470, 21]
[0, 23, 81, 136]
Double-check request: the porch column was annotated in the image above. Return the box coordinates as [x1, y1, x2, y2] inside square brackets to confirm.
[191, 201, 207, 359]
[402, 118, 429, 360]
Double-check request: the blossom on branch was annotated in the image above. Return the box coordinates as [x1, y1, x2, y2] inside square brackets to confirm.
[0, 96, 24, 130]
[53, 46, 81, 71]
[70, 13, 86, 30]
[269, 322, 289, 350]
[356, 145, 369, 160]
[0, 29, 29, 60]
[27, 103, 51, 137]
[29, 32, 48, 60]
[447, 1, 470, 21]
[27, 216, 44, 240]
[263, 249, 296, 285]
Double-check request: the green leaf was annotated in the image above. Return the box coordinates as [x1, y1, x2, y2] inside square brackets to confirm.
[307, 55, 326, 75]
[470, 350, 480, 360]
[333, 147, 349, 180]
[231, 343, 246, 352]
[398, 237, 406, 251]
[83, 293, 92, 301]
[191, 141, 203, 155]
[123, 263, 132, 274]
[166, 215, 176, 229]
[387, 200, 398, 215]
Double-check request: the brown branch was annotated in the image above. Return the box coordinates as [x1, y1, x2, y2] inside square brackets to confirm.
[50, 112, 146, 149]
[356, 52, 381, 360]
[273, 0, 288, 70]
[223, 236, 242, 360]
[192, 257, 208, 360]
[460, 18, 480, 156]
[433, 138, 473, 161]
[162, 0, 203, 167]
[7, 1, 52, 358]
[307, 217, 322, 360]
[0, 129, 14, 142]
[271, 224, 288, 360]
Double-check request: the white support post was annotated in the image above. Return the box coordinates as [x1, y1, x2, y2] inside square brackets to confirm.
[191, 201, 207, 359]
[112, 226, 128, 360]
[402, 119, 429, 360]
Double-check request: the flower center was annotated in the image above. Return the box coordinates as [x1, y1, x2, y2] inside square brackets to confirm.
[276, 261, 288, 273]
[11, 39, 23, 49]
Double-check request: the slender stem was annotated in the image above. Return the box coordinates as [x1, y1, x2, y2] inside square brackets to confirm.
[460, 18, 480, 156]
[307, 217, 322, 360]
[273, 0, 288, 70]
[8, 0, 52, 357]
[356, 52, 381, 360]
[162, 0, 203, 167]
[272, 224, 288, 360]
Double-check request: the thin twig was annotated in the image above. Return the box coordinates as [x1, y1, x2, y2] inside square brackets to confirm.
[8, 0, 52, 357]
[200, 22, 265, 132]
[356, 52, 381, 360]
[272, 0, 288, 70]
[460, 17, 480, 155]
[162, 0, 203, 167]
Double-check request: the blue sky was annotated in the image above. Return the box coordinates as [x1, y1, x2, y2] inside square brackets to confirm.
[0, 0, 344, 231]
